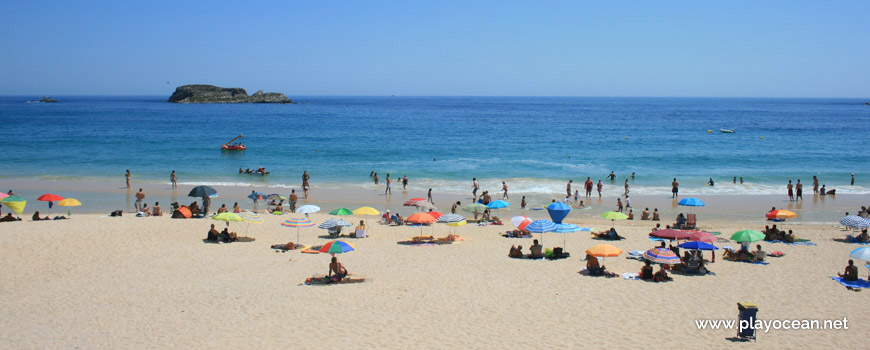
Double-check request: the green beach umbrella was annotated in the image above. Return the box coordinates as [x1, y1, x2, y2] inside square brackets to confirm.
[1, 196, 27, 214]
[731, 230, 764, 243]
[213, 212, 244, 224]
[600, 211, 628, 221]
[462, 203, 488, 213]
[329, 208, 354, 216]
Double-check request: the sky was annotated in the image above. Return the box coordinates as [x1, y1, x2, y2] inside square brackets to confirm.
[1, 1, 868, 97]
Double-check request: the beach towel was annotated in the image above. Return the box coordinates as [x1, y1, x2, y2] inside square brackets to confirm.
[770, 240, 818, 246]
[626, 250, 645, 260]
[769, 251, 785, 257]
[830, 276, 870, 289]
[735, 261, 770, 265]
[846, 236, 870, 245]
[622, 272, 640, 280]
[305, 276, 367, 286]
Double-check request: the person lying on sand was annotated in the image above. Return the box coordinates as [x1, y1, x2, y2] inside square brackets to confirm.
[271, 242, 297, 250]
[507, 229, 530, 238]
[593, 228, 622, 240]
[329, 256, 348, 281]
[32, 211, 51, 221]
[839, 260, 859, 281]
[0, 213, 21, 222]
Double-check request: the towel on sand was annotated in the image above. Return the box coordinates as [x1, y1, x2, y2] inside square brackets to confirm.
[831, 276, 870, 289]
[770, 240, 818, 246]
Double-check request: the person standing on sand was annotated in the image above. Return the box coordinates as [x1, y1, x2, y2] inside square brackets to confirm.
[787, 180, 794, 201]
[289, 189, 298, 213]
[302, 171, 311, 199]
[502, 181, 509, 200]
[125, 169, 131, 189]
[521, 196, 526, 210]
[385, 174, 392, 195]
[170, 170, 177, 189]
[616, 198, 623, 212]
[566, 180, 573, 198]
[427, 188, 434, 203]
[671, 178, 679, 198]
[585, 177, 593, 198]
[796, 179, 803, 201]
[472, 178, 480, 200]
[597, 180, 603, 197]
[403, 175, 408, 190]
[374, 173, 379, 185]
[135, 188, 145, 211]
[451, 201, 460, 214]
[813, 176, 819, 194]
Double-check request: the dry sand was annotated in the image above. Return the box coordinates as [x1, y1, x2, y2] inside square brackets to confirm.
[0, 211, 867, 349]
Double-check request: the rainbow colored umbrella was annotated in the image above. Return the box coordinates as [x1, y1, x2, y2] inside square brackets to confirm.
[1, 195, 27, 214]
[329, 208, 354, 216]
[643, 247, 681, 265]
[282, 217, 316, 244]
[0, 193, 8, 200]
[319, 240, 355, 254]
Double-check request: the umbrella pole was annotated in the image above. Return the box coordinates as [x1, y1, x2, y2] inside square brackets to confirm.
[297, 227, 300, 245]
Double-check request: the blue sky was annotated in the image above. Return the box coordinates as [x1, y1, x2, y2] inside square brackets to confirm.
[1, 1, 868, 97]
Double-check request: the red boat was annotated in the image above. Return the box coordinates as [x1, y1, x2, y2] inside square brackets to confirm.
[221, 135, 246, 151]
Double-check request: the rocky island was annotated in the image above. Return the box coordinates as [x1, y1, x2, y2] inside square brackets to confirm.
[168, 84, 292, 104]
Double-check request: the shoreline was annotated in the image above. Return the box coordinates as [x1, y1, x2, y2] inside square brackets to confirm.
[2, 177, 863, 223]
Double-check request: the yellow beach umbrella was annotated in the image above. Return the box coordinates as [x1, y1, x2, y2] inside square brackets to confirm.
[57, 198, 82, 216]
[1, 196, 27, 215]
[353, 206, 381, 216]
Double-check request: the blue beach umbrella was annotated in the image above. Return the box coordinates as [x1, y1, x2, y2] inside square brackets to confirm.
[526, 219, 557, 247]
[678, 197, 705, 214]
[547, 201, 571, 224]
[488, 200, 510, 209]
[678, 241, 719, 251]
[554, 223, 582, 250]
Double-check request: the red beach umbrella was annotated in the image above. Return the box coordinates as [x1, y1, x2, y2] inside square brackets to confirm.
[427, 211, 444, 220]
[688, 231, 717, 243]
[404, 198, 426, 206]
[649, 229, 691, 240]
[407, 212, 436, 237]
[37, 193, 64, 202]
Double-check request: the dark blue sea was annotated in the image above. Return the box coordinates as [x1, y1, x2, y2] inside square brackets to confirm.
[2, 96, 869, 196]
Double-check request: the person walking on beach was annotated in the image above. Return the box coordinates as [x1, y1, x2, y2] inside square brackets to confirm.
[402, 175, 408, 190]
[427, 188, 434, 204]
[813, 176, 819, 194]
[374, 173, 379, 185]
[573, 190, 579, 203]
[472, 178, 480, 200]
[385, 174, 392, 195]
[170, 170, 177, 189]
[616, 198, 623, 212]
[624, 179, 630, 197]
[796, 179, 803, 201]
[521, 196, 526, 210]
[671, 178, 679, 198]
[289, 189, 298, 213]
[502, 181, 509, 200]
[787, 180, 794, 201]
[135, 188, 145, 211]
[585, 177, 593, 198]
[597, 180, 603, 197]
[566, 180, 573, 198]
[302, 171, 311, 199]
[125, 169, 131, 189]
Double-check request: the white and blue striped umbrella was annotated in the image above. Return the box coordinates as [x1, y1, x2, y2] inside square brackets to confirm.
[526, 219, 557, 233]
[553, 223, 582, 233]
[850, 247, 870, 261]
[318, 218, 353, 229]
[841, 215, 870, 229]
[437, 213, 466, 223]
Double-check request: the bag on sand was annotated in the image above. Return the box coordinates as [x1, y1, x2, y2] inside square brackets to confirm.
[110, 210, 123, 217]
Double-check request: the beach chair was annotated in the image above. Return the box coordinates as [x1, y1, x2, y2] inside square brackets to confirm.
[355, 228, 367, 238]
[684, 259, 700, 274]
[685, 214, 697, 230]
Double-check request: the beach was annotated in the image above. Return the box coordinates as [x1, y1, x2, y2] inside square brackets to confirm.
[1, 188, 869, 348]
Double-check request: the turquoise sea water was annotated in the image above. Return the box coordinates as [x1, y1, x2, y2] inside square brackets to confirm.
[1, 96, 869, 196]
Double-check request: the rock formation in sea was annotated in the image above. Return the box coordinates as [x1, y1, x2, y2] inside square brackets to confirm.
[168, 84, 292, 104]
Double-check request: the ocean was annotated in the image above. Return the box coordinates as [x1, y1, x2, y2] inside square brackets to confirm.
[2, 96, 869, 197]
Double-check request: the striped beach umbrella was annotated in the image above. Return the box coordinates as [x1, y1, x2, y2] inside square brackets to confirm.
[237, 211, 263, 238]
[318, 219, 353, 229]
[0, 193, 8, 200]
[526, 219, 556, 233]
[643, 247, 681, 265]
[437, 213, 466, 223]
[1, 195, 27, 215]
[554, 223, 582, 250]
[282, 217, 316, 244]
[319, 240, 355, 254]
[841, 215, 870, 229]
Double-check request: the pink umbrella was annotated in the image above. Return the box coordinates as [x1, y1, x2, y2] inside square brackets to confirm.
[688, 231, 717, 243]
[649, 229, 691, 240]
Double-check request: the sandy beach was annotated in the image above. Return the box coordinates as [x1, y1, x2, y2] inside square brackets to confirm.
[1, 207, 867, 349]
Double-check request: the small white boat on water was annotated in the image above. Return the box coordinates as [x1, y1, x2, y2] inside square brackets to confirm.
[720, 129, 735, 133]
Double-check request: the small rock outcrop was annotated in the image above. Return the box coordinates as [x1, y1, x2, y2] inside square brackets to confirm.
[168, 84, 292, 104]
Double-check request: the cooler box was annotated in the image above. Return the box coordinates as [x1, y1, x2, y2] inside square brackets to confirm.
[737, 302, 758, 341]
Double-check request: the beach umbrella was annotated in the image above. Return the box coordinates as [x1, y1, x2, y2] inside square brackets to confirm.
[212, 213, 243, 229]
[511, 215, 532, 231]
[437, 213, 466, 223]
[1, 196, 27, 214]
[188, 185, 217, 198]
[554, 223, 581, 249]
[462, 203, 488, 219]
[731, 230, 764, 243]
[678, 197, 705, 214]
[649, 229, 691, 240]
[0, 193, 8, 200]
[266, 194, 286, 202]
[407, 212, 437, 237]
[329, 208, 353, 216]
[643, 247, 681, 265]
[57, 198, 81, 216]
[282, 217, 316, 244]
[247, 192, 266, 200]
[37, 193, 64, 215]
[352, 207, 381, 216]
[238, 211, 263, 237]
[427, 211, 444, 220]
[297, 205, 321, 214]
[688, 231, 717, 243]
[319, 240, 356, 254]
[600, 211, 628, 221]
[766, 209, 797, 220]
[526, 219, 557, 247]
[678, 241, 718, 250]
[488, 200, 510, 209]
[414, 201, 437, 212]
[586, 244, 623, 257]
[318, 219, 353, 229]
[849, 247, 870, 279]
[840, 215, 870, 229]
[404, 198, 426, 207]
[547, 201, 571, 224]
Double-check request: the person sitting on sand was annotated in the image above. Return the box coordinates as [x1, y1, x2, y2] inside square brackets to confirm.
[652, 208, 660, 221]
[640, 260, 654, 280]
[654, 264, 672, 282]
[839, 260, 859, 281]
[482, 209, 491, 223]
[600, 227, 621, 240]
[856, 229, 870, 243]
[530, 239, 543, 259]
[0, 213, 20, 222]
[641, 208, 650, 220]
[651, 223, 661, 231]
[32, 211, 50, 221]
[394, 213, 404, 225]
[753, 245, 766, 263]
[217, 204, 228, 214]
[819, 185, 826, 195]
[586, 253, 605, 276]
[784, 229, 795, 243]
[328, 256, 348, 281]
[233, 202, 240, 213]
[138, 203, 151, 216]
[152, 202, 162, 216]
[219, 227, 238, 243]
[509, 245, 523, 258]
[189, 201, 200, 217]
[206, 224, 220, 241]
[627, 209, 634, 220]
[672, 213, 686, 229]
[274, 201, 284, 213]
